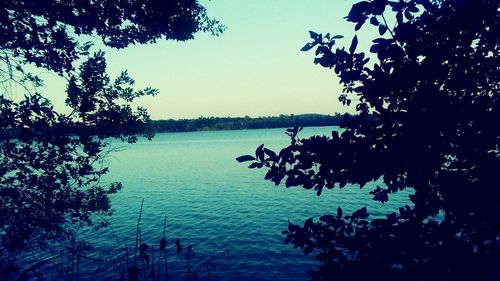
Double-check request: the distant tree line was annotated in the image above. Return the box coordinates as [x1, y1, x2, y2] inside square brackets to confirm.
[149, 113, 355, 132]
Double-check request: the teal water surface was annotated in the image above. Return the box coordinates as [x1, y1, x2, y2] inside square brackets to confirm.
[74, 127, 411, 280]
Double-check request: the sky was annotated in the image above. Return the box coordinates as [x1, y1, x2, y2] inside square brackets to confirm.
[41, 0, 367, 120]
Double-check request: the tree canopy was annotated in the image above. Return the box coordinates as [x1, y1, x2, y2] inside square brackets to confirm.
[240, 0, 499, 279]
[0, 0, 224, 75]
[0, 0, 223, 257]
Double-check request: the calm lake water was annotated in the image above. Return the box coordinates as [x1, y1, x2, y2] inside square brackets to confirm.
[68, 126, 411, 281]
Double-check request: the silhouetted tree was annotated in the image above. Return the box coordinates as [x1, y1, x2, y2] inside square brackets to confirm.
[0, 0, 223, 261]
[239, 0, 499, 280]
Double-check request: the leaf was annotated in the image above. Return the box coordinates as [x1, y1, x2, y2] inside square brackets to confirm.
[316, 187, 323, 196]
[248, 162, 263, 169]
[373, 0, 387, 15]
[264, 147, 277, 159]
[408, 4, 420, 13]
[319, 215, 335, 223]
[256, 144, 265, 161]
[332, 35, 344, 39]
[264, 170, 274, 180]
[370, 218, 387, 227]
[288, 222, 300, 232]
[405, 10, 414, 20]
[359, 212, 369, 219]
[355, 20, 365, 31]
[379, 24, 388, 35]
[236, 155, 255, 162]
[309, 30, 320, 40]
[347, 1, 370, 23]
[370, 17, 379, 26]
[300, 42, 316, 52]
[396, 12, 403, 23]
[372, 38, 386, 44]
[349, 35, 358, 54]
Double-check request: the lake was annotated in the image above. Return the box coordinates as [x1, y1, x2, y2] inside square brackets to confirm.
[67, 126, 412, 280]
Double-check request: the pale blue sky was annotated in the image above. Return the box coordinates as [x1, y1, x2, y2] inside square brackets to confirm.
[42, 0, 369, 119]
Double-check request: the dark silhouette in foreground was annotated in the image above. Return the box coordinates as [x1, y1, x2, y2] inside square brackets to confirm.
[240, 0, 499, 280]
[0, 0, 224, 278]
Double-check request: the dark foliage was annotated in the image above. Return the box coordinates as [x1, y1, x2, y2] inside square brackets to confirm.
[0, 0, 223, 266]
[241, 0, 499, 280]
[0, 0, 224, 75]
